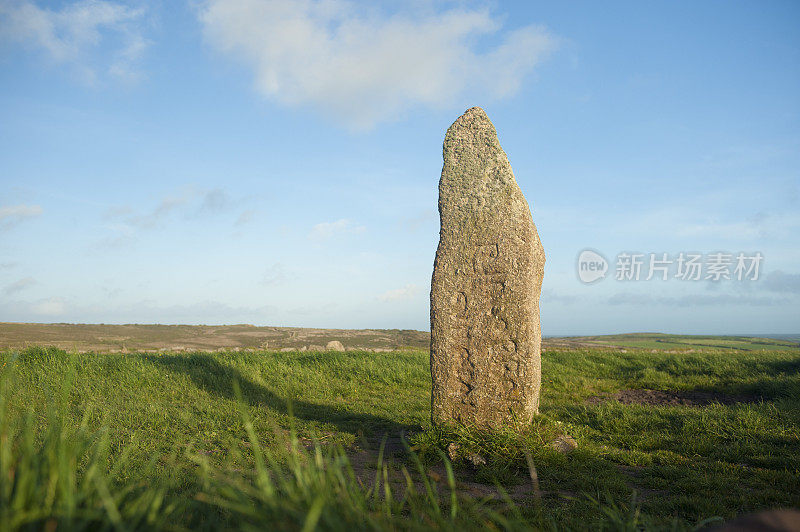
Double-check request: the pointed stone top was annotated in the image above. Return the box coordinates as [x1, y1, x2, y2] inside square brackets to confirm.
[461, 106, 488, 119]
[449, 106, 493, 131]
[444, 107, 499, 158]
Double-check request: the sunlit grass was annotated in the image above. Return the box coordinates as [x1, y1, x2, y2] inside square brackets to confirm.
[1, 345, 798, 530]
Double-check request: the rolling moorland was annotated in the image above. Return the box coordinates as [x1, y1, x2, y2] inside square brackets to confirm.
[1, 322, 798, 353]
[0, 325, 798, 530]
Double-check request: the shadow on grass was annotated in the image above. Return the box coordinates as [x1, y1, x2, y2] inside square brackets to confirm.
[761, 356, 800, 375]
[142, 352, 418, 441]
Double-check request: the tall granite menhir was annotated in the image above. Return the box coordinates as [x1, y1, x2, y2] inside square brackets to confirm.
[430, 107, 545, 428]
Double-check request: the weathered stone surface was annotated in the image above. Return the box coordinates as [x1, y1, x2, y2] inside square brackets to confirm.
[326, 340, 345, 351]
[550, 435, 578, 454]
[430, 107, 545, 429]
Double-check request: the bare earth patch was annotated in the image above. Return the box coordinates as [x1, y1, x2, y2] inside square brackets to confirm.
[587, 389, 764, 407]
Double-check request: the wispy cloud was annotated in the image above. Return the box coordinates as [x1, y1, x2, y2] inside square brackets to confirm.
[401, 208, 437, 232]
[95, 222, 136, 249]
[608, 292, 788, 307]
[235, 209, 256, 226]
[128, 188, 243, 227]
[127, 191, 194, 229]
[102, 205, 133, 220]
[3, 276, 36, 296]
[378, 284, 420, 302]
[763, 270, 800, 294]
[600, 190, 800, 244]
[541, 289, 579, 305]
[197, 188, 232, 216]
[261, 263, 291, 286]
[96, 188, 255, 248]
[309, 218, 365, 240]
[31, 296, 66, 316]
[0, 0, 150, 84]
[198, 0, 557, 129]
[0, 204, 42, 230]
[0, 297, 276, 324]
[95, 192, 193, 248]
[0, 262, 17, 270]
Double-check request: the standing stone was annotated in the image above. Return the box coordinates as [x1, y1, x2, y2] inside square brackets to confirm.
[430, 107, 545, 429]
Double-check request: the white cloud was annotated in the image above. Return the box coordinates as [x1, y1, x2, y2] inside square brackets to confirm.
[0, 204, 42, 230]
[0, 0, 149, 84]
[309, 218, 365, 239]
[378, 283, 420, 302]
[198, 0, 557, 129]
[3, 276, 37, 296]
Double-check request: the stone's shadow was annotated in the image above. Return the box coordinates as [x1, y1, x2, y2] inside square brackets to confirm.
[761, 356, 800, 375]
[142, 353, 418, 440]
[585, 388, 765, 407]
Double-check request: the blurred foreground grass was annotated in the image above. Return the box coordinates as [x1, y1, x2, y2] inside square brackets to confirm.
[1, 346, 798, 530]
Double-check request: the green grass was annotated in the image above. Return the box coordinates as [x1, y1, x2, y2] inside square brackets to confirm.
[1, 346, 798, 530]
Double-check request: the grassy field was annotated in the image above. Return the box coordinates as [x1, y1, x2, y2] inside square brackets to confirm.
[1, 342, 798, 530]
[545, 333, 800, 352]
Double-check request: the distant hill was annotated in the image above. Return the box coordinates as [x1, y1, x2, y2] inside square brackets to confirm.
[1, 323, 798, 353]
[749, 333, 800, 342]
[545, 332, 800, 352]
[0, 323, 429, 353]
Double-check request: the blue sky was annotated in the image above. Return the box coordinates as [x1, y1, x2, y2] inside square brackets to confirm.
[1, 0, 798, 335]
